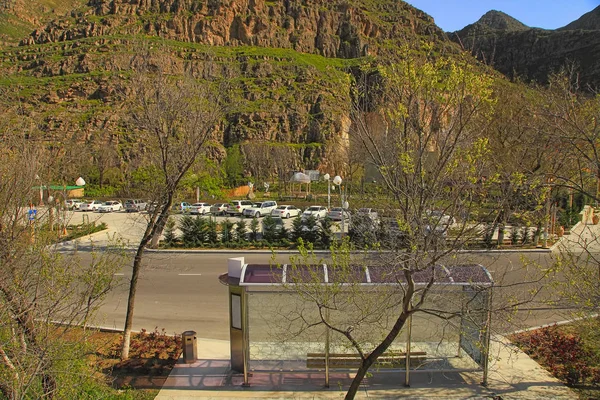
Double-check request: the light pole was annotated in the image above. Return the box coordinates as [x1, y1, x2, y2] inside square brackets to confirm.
[333, 175, 349, 237]
[323, 174, 331, 210]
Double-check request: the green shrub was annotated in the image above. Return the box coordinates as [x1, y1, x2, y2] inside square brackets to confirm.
[220, 219, 235, 243]
[235, 218, 247, 242]
[163, 218, 178, 246]
[262, 215, 278, 242]
[249, 218, 260, 241]
[179, 215, 207, 246]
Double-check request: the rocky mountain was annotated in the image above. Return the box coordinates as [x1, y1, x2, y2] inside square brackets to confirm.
[0, 0, 464, 183]
[559, 5, 600, 31]
[453, 10, 529, 39]
[450, 7, 600, 88]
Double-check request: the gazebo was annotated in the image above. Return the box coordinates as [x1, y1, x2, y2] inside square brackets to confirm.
[220, 257, 494, 387]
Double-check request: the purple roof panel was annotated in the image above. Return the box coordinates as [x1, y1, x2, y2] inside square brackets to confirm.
[327, 264, 369, 284]
[285, 264, 325, 284]
[242, 264, 283, 284]
[236, 264, 492, 286]
[446, 264, 492, 284]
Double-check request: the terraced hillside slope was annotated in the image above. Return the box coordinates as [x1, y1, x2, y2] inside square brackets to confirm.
[0, 0, 468, 184]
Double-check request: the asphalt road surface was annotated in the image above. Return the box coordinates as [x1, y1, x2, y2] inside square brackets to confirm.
[79, 250, 563, 340]
[61, 210, 594, 340]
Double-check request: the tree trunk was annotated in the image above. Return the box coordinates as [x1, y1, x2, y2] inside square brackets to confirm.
[121, 247, 144, 360]
[150, 218, 165, 248]
[41, 373, 57, 399]
[122, 205, 171, 359]
[345, 310, 411, 399]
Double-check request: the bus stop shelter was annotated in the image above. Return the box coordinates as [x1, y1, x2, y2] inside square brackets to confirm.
[219, 257, 494, 387]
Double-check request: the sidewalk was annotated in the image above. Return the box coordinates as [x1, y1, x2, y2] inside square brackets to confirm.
[154, 336, 575, 400]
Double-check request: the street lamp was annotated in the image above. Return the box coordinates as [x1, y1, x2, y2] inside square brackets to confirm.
[323, 174, 331, 209]
[332, 176, 349, 237]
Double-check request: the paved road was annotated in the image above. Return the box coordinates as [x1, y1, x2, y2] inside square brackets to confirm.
[62, 211, 600, 339]
[81, 250, 562, 340]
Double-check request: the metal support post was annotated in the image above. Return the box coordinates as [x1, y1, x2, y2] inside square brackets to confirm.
[405, 313, 413, 387]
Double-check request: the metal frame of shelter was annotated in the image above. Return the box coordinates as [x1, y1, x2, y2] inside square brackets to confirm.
[219, 257, 494, 387]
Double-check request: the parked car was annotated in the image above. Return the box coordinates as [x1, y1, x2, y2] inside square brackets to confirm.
[302, 205, 328, 220]
[271, 205, 301, 219]
[242, 201, 278, 218]
[146, 202, 159, 213]
[124, 199, 147, 212]
[79, 200, 103, 212]
[356, 207, 379, 223]
[327, 207, 350, 221]
[210, 203, 228, 215]
[422, 211, 454, 239]
[98, 200, 123, 213]
[189, 202, 211, 215]
[226, 200, 254, 216]
[172, 202, 192, 213]
[425, 210, 455, 227]
[66, 199, 83, 210]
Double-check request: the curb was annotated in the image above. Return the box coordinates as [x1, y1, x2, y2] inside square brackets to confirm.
[58, 240, 554, 255]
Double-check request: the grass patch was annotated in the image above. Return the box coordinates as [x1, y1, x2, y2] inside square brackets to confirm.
[60, 221, 107, 241]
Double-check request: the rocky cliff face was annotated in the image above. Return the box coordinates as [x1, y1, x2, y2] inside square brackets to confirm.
[23, 0, 447, 59]
[450, 8, 600, 88]
[2, 0, 460, 181]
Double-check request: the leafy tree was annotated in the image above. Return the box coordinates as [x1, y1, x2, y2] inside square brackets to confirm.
[249, 218, 260, 242]
[163, 217, 178, 246]
[179, 215, 207, 247]
[318, 216, 334, 247]
[280, 54, 518, 399]
[224, 145, 245, 187]
[262, 215, 278, 243]
[181, 155, 225, 198]
[235, 218, 247, 242]
[0, 134, 125, 398]
[207, 219, 218, 244]
[300, 215, 319, 244]
[291, 214, 304, 242]
[220, 218, 235, 243]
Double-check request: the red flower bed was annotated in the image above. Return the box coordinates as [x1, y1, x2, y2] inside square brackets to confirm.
[510, 325, 600, 386]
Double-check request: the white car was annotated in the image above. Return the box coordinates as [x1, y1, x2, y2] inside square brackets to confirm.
[66, 199, 83, 210]
[189, 202, 211, 215]
[271, 205, 301, 219]
[356, 208, 379, 223]
[242, 201, 278, 218]
[226, 200, 254, 216]
[327, 207, 350, 221]
[302, 205, 328, 220]
[79, 200, 103, 212]
[425, 210, 455, 227]
[210, 203, 228, 215]
[98, 201, 123, 213]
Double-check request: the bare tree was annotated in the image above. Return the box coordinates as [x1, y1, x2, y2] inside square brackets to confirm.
[540, 68, 600, 201]
[119, 52, 226, 359]
[0, 129, 124, 398]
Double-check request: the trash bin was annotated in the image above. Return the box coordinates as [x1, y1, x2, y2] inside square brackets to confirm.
[182, 330, 197, 363]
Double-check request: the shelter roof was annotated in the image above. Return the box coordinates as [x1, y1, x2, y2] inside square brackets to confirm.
[219, 263, 493, 287]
